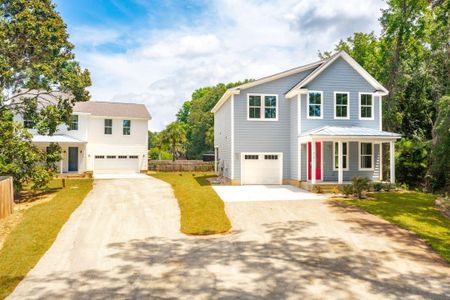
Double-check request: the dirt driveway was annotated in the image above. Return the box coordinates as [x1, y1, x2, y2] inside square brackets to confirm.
[9, 177, 450, 299]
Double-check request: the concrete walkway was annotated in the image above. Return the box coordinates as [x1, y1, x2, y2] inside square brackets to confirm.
[213, 184, 327, 202]
[8, 177, 450, 299]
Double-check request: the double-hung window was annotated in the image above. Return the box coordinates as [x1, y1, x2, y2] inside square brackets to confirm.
[69, 115, 78, 130]
[359, 142, 373, 170]
[333, 142, 349, 170]
[359, 93, 373, 119]
[307, 91, 323, 118]
[334, 92, 349, 119]
[23, 116, 34, 129]
[104, 119, 112, 135]
[248, 94, 278, 120]
[123, 120, 131, 135]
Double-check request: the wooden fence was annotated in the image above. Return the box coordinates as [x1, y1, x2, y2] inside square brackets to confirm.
[0, 176, 14, 219]
[148, 160, 214, 172]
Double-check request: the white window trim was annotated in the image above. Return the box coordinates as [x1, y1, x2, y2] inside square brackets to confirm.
[104, 119, 112, 135]
[246, 94, 279, 121]
[306, 91, 323, 119]
[122, 119, 131, 135]
[358, 142, 374, 171]
[333, 142, 349, 171]
[359, 92, 374, 120]
[334, 92, 350, 120]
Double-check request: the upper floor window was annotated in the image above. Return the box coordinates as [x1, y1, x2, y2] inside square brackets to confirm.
[247, 94, 278, 121]
[334, 92, 349, 119]
[333, 142, 349, 171]
[69, 115, 78, 130]
[359, 93, 374, 120]
[307, 91, 323, 119]
[359, 142, 373, 170]
[23, 114, 34, 129]
[123, 120, 131, 135]
[104, 119, 112, 135]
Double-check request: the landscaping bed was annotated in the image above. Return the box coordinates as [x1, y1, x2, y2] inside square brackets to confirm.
[337, 192, 450, 263]
[0, 179, 93, 299]
[151, 172, 231, 235]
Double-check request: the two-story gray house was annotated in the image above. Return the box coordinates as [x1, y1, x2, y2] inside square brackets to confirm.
[212, 51, 401, 188]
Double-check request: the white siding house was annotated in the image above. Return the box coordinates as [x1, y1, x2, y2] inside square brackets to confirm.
[15, 101, 151, 175]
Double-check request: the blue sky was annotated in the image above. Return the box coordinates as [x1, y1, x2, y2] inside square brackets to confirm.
[54, 0, 387, 131]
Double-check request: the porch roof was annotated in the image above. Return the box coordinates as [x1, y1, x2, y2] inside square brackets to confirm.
[299, 126, 401, 141]
[32, 134, 86, 143]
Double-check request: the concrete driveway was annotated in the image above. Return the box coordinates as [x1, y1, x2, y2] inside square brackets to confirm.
[213, 184, 327, 202]
[9, 177, 450, 299]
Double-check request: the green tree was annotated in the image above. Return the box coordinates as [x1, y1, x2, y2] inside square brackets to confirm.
[161, 122, 187, 162]
[0, 0, 91, 191]
[0, 111, 61, 192]
[429, 96, 450, 192]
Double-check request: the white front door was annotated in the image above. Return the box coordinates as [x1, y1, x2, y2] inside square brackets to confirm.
[241, 153, 282, 185]
[93, 155, 139, 174]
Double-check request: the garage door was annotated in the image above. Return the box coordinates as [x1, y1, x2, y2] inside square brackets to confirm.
[94, 155, 139, 174]
[241, 153, 282, 185]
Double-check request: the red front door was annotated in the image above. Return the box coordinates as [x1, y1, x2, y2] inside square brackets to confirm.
[307, 142, 321, 180]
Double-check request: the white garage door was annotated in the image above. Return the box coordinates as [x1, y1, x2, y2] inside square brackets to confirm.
[241, 153, 282, 185]
[94, 155, 139, 174]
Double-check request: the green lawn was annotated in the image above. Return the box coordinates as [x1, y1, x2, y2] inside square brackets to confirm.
[0, 179, 93, 299]
[151, 172, 231, 235]
[339, 192, 450, 262]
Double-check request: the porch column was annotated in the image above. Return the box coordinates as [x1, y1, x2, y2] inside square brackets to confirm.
[390, 141, 395, 184]
[338, 141, 343, 184]
[379, 143, 383, 181]
[311, 141, 316, 184]
[60, 159, 63, 174]
[214, 147, 217, 174]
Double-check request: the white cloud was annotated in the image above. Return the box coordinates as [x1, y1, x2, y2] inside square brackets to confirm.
[72, 0, 387, 131]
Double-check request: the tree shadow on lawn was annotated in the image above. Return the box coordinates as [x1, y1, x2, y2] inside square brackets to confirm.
[14, 220, 450, 299]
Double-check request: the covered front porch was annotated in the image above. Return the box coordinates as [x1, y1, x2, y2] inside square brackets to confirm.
[32, 134, 87, 174]
[298, 126, 401, 187]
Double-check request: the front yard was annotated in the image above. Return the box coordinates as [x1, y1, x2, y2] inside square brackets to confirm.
[339, 192, 450, 263]
[151, 172, 231, 235]
[0, 179, 93, 299]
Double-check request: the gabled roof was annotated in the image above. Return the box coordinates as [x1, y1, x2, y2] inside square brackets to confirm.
[211, 59, 324, 113]
[73, 101, 151, 120]
[285, 51, 388, 98]
[300, 126, 401, 139]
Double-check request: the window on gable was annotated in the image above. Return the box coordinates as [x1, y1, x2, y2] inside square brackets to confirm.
[264, 96, 277, 119]
[360, 93, 373, 119]
[248, 95, 261, 119]
[104, 119, 112, 135]
[335, 93, 349, 119]
[69, 115, 78, 130]
[308, 92, 322, 118]
[333, 142, 349, 170]
[360, 142, 373, 169]
[248, 94, 277, 120]
[123, 120, 131, 135]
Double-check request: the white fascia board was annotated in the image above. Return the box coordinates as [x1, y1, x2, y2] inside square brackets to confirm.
[211, 61, 323, 113]
[211, 89, 240, 113]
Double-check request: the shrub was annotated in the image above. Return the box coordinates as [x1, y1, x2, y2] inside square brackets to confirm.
[148, 148, 173, 160]
[383, 182, 394, 192]
[341, 184, 353, 197]
[351, 176, 370, 199]
[373, 182, 383, 192]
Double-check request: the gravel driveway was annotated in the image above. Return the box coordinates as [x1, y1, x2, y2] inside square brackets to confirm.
[9, 177, 450, 299]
